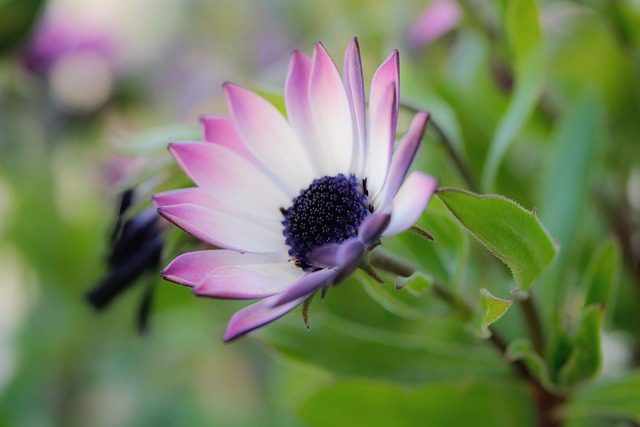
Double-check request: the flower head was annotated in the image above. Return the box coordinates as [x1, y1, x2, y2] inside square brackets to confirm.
[154, 39, 437, 341]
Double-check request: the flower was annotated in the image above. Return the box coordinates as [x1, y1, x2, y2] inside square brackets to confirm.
[153, 39, 437, 341]
[87, 190, 164, 332]
[407, 0, 460, 49]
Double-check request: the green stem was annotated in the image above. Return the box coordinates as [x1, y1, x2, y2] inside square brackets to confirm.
[400, 103, 479, 192]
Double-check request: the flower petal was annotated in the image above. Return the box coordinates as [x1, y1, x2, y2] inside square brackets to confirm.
[376, 111, 430, 210]
[382, 172, 438, 237]
[158, 203, 287, 253]
[358, 212, 391, 245]
[309, 237, 365, 270]
[194, 262, 303, 299]
[161, 250, 267, 287]
[223, 294, 308, 342]
[285, 50, 323, 177]
[268, 268, 338, 307]
[309, 243, 342, 268]
[370, 49, 400, 119]
[365, 50, 399, 197]
[343, 38, 367, 175]
[223, 82, 315, 194]
[167, 142, 291, 219]
[365, 82, 397, 199]
[199, 115, 256, 162]
[308, 42, 354, 176]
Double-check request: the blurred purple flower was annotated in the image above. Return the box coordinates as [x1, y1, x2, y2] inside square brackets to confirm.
[87, 190, 163, 333]
[154, 39, 437, 341]
[408, 0, 461, 48]
[21, 18, 119, 113]
[22, 19, 116, 77]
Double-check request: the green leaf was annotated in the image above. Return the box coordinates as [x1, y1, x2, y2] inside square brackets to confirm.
[583, 238, 621, 310]
[481, 0, 544, 191]
[436, 188, 557, 292]
[118, 123, 201, 155]
[558, 305, 604, 387]
[477, 289, 512, 338]
[358, 273, 429, 320]
[260, 278, 508, 384]
[567, 372, 640, 422]
[506, 339, 555, 390]
[299, 379, 534, 427]
[395, 271, 433, 295]
[536, 92, 601, 324]
[505, 0, 541, 67]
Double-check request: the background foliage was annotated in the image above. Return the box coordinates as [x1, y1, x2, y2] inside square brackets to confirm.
[1, 0, 639, 426]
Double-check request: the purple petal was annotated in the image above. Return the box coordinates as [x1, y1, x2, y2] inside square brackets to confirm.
[376, 111, 430, 210]
[161, 250, 265, 287]
[157, 203, 286, 253]
[309, 243, 342, 268]
[336, 238, 365, 270]
[268, 268, 338, 307]
[343, 38, 367, 174]
[223, 82, 314, 194]
[309, 42, 354, 176]
[199, 115, 257, 163]
[358, 212, 391, 245]
[310, 238, 366, 270]
[382, 172, 438, 237]
[194, 263, 302, 299]
[223, 294, 308, 342]
[167, 142, 290, 219]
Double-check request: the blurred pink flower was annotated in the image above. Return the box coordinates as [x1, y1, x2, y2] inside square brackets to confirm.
[154, 39, 437, 341]
[408, 0, 461, 48]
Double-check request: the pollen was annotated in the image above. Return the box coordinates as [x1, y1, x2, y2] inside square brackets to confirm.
[282, 174, 370, 270]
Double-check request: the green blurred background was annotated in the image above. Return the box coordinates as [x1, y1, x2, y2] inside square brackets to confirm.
[1, 0, 639, 426]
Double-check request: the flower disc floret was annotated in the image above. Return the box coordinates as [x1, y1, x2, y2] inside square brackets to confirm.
[282, 174, 371, 269]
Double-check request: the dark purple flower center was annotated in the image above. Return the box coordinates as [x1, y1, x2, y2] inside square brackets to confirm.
[282, 174, 371, 269]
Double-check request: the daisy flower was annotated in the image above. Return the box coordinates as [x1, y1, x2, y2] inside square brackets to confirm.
[153, 38, 437, 341]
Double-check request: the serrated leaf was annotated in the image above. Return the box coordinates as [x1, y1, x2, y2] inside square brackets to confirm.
[558, 305, 604, 387]
[477, 289, 512, 338]
[436, 188, 557, 292]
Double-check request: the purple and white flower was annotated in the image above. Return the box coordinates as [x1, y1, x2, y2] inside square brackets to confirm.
[154, 39, 437, 341]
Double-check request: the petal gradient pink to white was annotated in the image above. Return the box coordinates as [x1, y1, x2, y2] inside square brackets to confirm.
[154, 38, 437, 341]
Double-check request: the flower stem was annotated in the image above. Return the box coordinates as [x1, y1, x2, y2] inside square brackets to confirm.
[519, 294, 546, 356]
[368, 248, 565, 426]
[400, 103, 478, 192]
